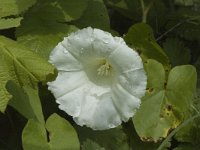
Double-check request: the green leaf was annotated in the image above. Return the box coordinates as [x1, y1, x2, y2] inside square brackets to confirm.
[28, 0, 89, 22]
[0, 0, 37, 18]
[175, 120, 200, 145]
[16, 0, 110, 59]
[173, 109, 200, 146]
[6, 81, 44, 124]
[123, 121, 167, 150]
[54, 0, 89, 21]
[22, 113, 80, 150]
[76, 126, 129, 150]
[133, 59, 197, 141]
[16, 0, 82, 59]
[163, 38, 191, 67]
[72, 0, 110, 30]
[0, 36, 55, 112]
[0, 17, 22, 29]
[125, 23, 170, 69]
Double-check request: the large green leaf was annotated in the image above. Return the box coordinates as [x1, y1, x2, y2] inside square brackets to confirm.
[0, 36, 55, 112]
[133, 59, 197, 141]
[22, 113, 80, 150]
[16, 0, 110, 59]
[0, 0, 37, 18]
[6, 81, 44, 124]
[0, 0, 36, 29]
[15, 0, 86, 59]
[125, 23, 170, 69]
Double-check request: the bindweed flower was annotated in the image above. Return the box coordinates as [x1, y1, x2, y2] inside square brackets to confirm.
[47, 27, 147, 130]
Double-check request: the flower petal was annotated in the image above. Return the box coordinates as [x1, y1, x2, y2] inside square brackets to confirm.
[91, 97, 121, 130]
[48, 71, 88, 98]
[74, 83, 113, 129]
[56, 84, 88, 117]
[108, 44, 143, 73]
[91, 29, 124, 57]
[61, 27, 94, 62]
[111, 83, 141, 122]
[74, 88, 121, 130]
[118, 68, 147, 98]
[49, 43, 82, 71]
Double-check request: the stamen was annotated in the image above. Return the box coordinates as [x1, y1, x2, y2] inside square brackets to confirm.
[97, 61, 111, 76]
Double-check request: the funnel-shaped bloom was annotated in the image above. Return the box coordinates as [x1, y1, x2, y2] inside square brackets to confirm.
[48, 27, 147, 130]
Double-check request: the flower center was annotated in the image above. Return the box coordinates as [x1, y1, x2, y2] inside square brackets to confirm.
[83, 58, 116, 86]
[97, 61, 111, 76]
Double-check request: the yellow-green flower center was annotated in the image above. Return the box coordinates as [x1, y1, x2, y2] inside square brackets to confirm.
[97, 61, 111, 76]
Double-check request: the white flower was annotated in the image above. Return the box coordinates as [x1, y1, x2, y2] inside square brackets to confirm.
[47, 27, 147, 130]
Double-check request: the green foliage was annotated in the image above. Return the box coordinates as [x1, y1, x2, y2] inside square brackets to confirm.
[22, 113, 80, 150]
[125, 23, 170, 69]
[133, 59, 197, 141]
[6, 81, 44, 123]
[165, 8, 200, 41]
[15, 0, 79, 59]
[0, 18, 22, 30]
[76, 126, 129, 150]
[16, 0, 109, 59]
[0, 0, 200, 149]
[0, 0, 37, 29]
[163, 38, 191, 66]
[106, 0, 141, 20]
[173, 144, 200, 150]
[0, 0, 37, 18]
[0, 36, 54, 112]
[175, 0, 200, 6]
[73, 0, 110, 30]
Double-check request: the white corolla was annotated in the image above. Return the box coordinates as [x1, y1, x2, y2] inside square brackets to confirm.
[48, 27, 147, 130]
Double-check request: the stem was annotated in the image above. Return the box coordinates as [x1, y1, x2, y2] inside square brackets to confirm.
[156, 15, 200, 41]
[140, 0, 145, 23]
[140, 0, 156, 23]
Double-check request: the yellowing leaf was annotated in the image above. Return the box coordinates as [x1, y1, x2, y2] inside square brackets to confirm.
[133, 59, 197, 141]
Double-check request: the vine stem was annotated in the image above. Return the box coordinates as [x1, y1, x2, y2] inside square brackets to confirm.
[157, 113, 200, 150]
[156, 15, 200, 41]
[140, 0, 156, 23]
